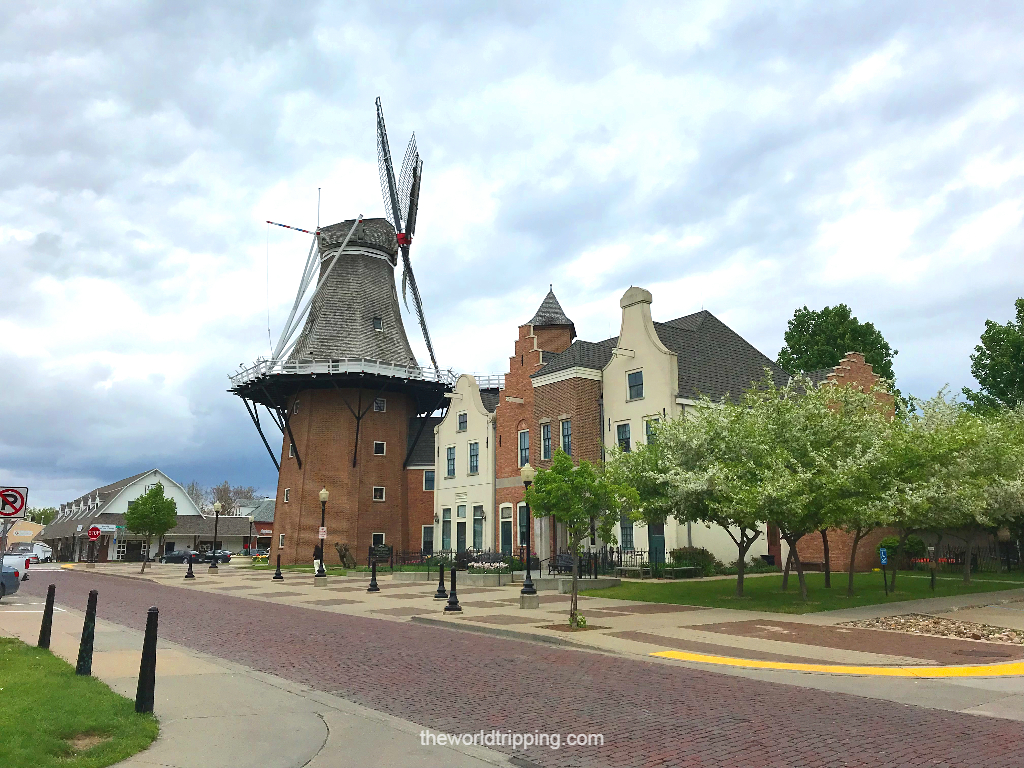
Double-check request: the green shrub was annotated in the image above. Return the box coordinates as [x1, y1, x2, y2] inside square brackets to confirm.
[669, 547, 722, 576]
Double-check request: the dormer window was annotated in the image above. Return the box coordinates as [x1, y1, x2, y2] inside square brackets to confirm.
[373, 317, 384, 332]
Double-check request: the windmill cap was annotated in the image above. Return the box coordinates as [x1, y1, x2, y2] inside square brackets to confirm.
[318, 218, 398, 258]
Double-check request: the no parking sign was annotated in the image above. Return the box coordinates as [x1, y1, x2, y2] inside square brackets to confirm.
[0, 487, 28, 519]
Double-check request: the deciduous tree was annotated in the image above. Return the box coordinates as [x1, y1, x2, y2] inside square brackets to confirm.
[777, 304, 897, 383]
[962, 298, 1024, 412]
[124, 483, 177, 573]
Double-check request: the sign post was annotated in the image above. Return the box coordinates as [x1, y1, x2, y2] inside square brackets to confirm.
[0, 486, 29, 557]
[879, 547, 889, 596]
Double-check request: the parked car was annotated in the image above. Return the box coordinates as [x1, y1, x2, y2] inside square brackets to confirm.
[0, 561, 20, 606]
[200, 550, 233, 564]
[8, 544, 38, 564]
[159, 549, 201, 564]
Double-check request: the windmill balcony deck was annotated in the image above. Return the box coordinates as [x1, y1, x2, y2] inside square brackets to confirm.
[229, 357, 457, 388]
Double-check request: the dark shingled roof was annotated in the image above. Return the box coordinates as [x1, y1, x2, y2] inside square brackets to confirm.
[40, 511, 253, 542]
[480, 387, 500, 413]
[407, 416, 442, 467]
[527, 288, 575, 337]
[532, 310, 788, 402]
[288, 218, 418, 366]
[803, 368, 834, 386]
[251, 497, 276, 523]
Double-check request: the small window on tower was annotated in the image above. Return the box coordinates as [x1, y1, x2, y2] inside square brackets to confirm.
[283, 488, 291, 502]
[457, 412, 467, 432]
[373, 317, 383, 331]
[288, 443, 294, 458]
[374, 398, 386, 412]
[372, 486, 386, 501]
[292, 399, 299, 414]
[373, 441, 386, 455]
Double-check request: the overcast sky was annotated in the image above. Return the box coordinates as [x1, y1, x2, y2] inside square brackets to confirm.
[2, 1, 1022, 506]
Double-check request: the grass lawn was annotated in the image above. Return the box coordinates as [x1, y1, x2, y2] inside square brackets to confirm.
[581, 570, 1024, 614]
[0, 637, 158, 768]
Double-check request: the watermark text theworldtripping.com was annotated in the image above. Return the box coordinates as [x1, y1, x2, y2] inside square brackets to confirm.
[420, 729, 604, 751]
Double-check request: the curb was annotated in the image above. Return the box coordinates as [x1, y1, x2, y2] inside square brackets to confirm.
[411, 615, 589, 649]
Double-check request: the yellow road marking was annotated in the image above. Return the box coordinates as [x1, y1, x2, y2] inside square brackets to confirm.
[650, 650, 1024, 677]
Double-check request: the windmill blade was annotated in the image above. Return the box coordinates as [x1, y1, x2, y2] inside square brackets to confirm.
[375, 97, 404, 232]
[397, 133, 419, 228]
[406, 157, 423, 238]
[400, 246, 439, 371]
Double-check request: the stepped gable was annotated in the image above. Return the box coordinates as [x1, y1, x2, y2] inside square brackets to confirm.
[287, 217, 418, 367]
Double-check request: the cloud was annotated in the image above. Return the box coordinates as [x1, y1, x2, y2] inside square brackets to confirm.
[1, 1, 1022, 504]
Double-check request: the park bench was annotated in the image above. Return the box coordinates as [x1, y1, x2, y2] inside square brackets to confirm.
[615, 565, 651, 579]
[548, 553, 575, 575]
[663, 566, 701, 579]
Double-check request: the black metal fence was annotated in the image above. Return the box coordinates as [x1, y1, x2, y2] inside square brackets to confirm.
[919, 542, 1023, 574]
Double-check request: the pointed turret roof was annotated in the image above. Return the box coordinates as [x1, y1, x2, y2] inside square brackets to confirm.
[527, 286, 575, 338]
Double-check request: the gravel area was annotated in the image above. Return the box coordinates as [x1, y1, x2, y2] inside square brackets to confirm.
[842, 613, 1024, 644]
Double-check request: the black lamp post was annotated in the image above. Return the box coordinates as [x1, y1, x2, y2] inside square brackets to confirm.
[247, 515, 254, 555]
[315, 488, 328, 579]
[520, 463, 537, 596]
[208, 501, 221, 572]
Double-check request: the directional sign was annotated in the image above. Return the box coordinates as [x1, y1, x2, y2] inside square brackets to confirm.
[88, 526, 101, 541]
[0, 487, 28, 518]
[879, 547, 888, 565]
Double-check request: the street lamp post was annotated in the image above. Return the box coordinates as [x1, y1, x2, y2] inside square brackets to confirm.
[209, 501, 221, 573]
[520, 463, 537, 596]
[315, 488, 328, 579]
[247, 515, 254, 555]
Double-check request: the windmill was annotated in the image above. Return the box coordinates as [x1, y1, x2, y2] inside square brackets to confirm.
[375, 97, 439, 372]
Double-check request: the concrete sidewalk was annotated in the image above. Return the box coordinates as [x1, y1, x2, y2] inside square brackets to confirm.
[0, 589, 512, 768]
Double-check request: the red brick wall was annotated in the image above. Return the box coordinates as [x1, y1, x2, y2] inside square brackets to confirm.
[533, 377, 603, 469]
[271, 387, 415, 565]
[796, 527, 895, 572]
[404, 468, 433, 554]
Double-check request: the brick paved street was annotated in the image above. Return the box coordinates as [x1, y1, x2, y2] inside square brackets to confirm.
[21, 571, 1024, 768]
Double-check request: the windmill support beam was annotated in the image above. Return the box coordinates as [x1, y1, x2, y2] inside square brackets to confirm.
[261, 385, 302, 469]
[333, 380, 392, 468]
[242, 398, 281, 472]
[404, 391, 448, 469]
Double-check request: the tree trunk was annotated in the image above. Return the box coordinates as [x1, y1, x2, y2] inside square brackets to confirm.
[781, 548, 793, 591]
[736, 539, 750, 598]
[889, 531, 910, 591]
[931, 533, 943, 590]
[785, 537, 808, 601]
[820, 529, 831, 589]
[847, 528, 864, 597]
[963, 536, 972, 585]
[140, 536, 151, 573]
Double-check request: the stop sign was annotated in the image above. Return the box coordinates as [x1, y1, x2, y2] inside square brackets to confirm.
[88, 526, 101, 541]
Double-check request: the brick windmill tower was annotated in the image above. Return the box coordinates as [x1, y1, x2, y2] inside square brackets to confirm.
[230, 100, 450, 565]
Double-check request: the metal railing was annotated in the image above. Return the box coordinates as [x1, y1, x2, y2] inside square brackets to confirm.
[229, 357, 457, 387]
[472, 373, 505, 390]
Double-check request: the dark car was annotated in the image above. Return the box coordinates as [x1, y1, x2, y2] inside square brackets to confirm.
[200, 550, 233, 564]
[0, 561, 21, 600]
[159, 549, 201, 564]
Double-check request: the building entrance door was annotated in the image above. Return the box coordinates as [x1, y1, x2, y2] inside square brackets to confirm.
[456, 522, 466, 553]
[501, 521, 513, 556]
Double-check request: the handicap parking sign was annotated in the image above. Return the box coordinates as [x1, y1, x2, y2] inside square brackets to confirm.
[879, 547, 888, 565]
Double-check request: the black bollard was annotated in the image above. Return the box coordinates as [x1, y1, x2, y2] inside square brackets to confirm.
[273, 554, 284, 580]
[184, 554, 195, 580]
[135, 607, 158, 714]
[76, 589, 98, 676]
[38, 584, 55, 649]
[367, 561, 380, 592]
[433, 561, 448, 600]
[444, 566, 462, 613]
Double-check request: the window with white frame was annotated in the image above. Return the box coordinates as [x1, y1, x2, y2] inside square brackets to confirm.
[645, 418, 659, 443]
[518, 429, 529, 467]
[541, 423, 551, 460]
[627, 369, 644, 400]
[561, 419, 572, 456]
[457, 504, 466, 518]
[468, 441, 479, 474]
[620, 513, 634, 550]
[372, 532, 385, 546]
[373, 441, 386, 455]
[284, 488, 291, 502]
[279, 533, 285, 549]
[421, 525, 434, 554]
[372, 486, 386, 501]
[374, 398, 386, 412]
[423, 470, 435, 491]
[288, 443, 294, 458]
[457, 412, 467, 432]
[472, 505, 484, 550]
[446, 446, 456, 477]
